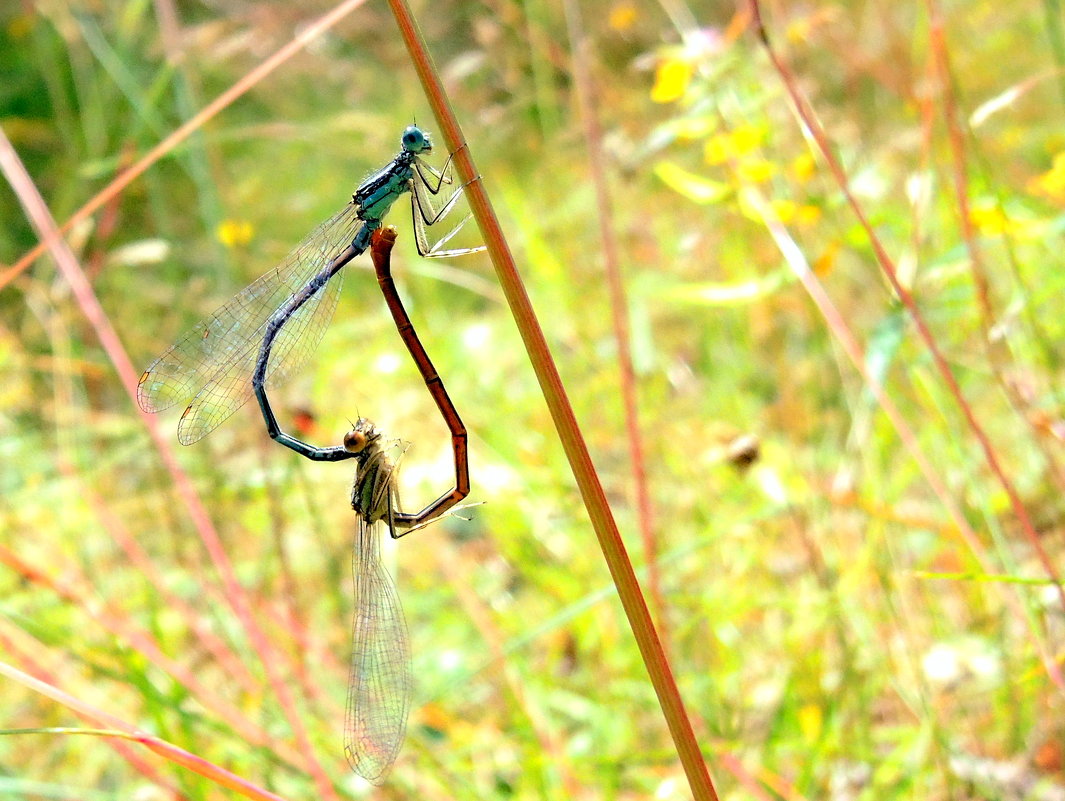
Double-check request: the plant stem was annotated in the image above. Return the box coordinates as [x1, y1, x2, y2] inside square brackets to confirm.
[385, 2, 718, 797]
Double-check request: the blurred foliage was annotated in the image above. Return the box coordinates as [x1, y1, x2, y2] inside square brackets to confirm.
[2, 0, 1065, 799]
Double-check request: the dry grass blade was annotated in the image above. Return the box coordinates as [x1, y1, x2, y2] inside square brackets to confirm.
[0, 0, 369, 293]
[0, 661, 288, 801]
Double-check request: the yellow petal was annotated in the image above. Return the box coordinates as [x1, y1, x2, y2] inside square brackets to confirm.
[736, 158, 776, 183]
[651, 59, 693, 103]
[791, 152, 817, 181]
[654, 162, 731, 204]
[730, 124, 764, 156]
[798, 703, 823, 741]
[216, 219, 254, 248]
[770, 198, 798, 223]
[704, 134, 732, 165]
[608, 2, 638, 32]
[795, 204, 822, 226]
[814, 241, 841, 276]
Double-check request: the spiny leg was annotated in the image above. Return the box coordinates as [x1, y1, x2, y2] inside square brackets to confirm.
[412, 142, 469, 194]
[410, 176, 486, 259]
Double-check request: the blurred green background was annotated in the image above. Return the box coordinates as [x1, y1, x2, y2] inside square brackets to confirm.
[2, 0, 1064, 798]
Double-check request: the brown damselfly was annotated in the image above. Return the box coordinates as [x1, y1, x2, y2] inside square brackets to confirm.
[254, 227, 471, 783]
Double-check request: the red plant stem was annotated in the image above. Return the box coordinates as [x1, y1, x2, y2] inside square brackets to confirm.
[922, 0, 993, 330]
[0, 128, 341, 801]
[923, 0, 1065, 494]
[560, 0, 667, 639]
[746, 0, 1065, 626]
[60, 460, 262, 695]
[0, 544, 305, 766]
[385, 2, 718, 798]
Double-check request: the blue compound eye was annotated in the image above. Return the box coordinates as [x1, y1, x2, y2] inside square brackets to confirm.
[401, 125, 428, 152]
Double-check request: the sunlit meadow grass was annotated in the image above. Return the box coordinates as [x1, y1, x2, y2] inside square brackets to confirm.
[1, 1, 1064, 799]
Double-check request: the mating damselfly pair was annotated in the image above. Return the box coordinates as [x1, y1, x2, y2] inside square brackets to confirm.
[138, 127, 479, 783]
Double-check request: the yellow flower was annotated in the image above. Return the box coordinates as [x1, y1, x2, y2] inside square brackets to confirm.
[608, 2, 638, 32]
[7, 14, 33, 39]
[814, 241, 841, 275]
[730, 124, 763, 156]
[216, 219, 254, 248]
[651, 58, 693, 103]
[791, 152, 817, 182]
[704, 125, 765, 165]
[1027, 151, 1065, 202]
[795, 204, 822, 226]
[704, 134, 732, 165]
[770, 199, 798, 222]
[736, 159, 776, 183]
[798, 703, 823, 741]
[969, 205, 1039, 237]
[969, 206, 1010, 235]
[768, 199, 820, 226]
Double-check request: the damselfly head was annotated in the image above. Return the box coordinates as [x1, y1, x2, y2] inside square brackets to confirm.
[401, 125, 431, 154]
[343, 417, 382, 454]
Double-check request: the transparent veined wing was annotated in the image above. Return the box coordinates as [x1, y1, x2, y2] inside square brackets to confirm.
[175, 254, 345, 444]
[345, 514, 412, 785]
[137, 204, 365, 442]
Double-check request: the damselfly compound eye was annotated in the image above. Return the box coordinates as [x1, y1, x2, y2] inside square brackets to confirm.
[401, 125, 429, 152]
[344, 430, 368, 453]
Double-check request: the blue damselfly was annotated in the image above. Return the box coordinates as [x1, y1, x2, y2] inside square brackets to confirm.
[137, 126, 482, 446]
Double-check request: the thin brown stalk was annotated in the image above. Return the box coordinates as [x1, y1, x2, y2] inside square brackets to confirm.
[0, 127, 341, 799]
[923, 0, 1065, 494]
[47, 450, 263, 694]
[560, 0, 667, 643]
[84, 142, 133, 280]
[923, 0, 994, 330]
[740, 184, 1064, 689]
[384, 2, 717, 797]
[747, 0, 1065, 638]
[0, 0, 368, 293]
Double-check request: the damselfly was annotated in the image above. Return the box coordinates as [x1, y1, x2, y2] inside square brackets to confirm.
[338, 415, 413, 784]
[255, 228, 470, 782]
[137, 126, 483, 445]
